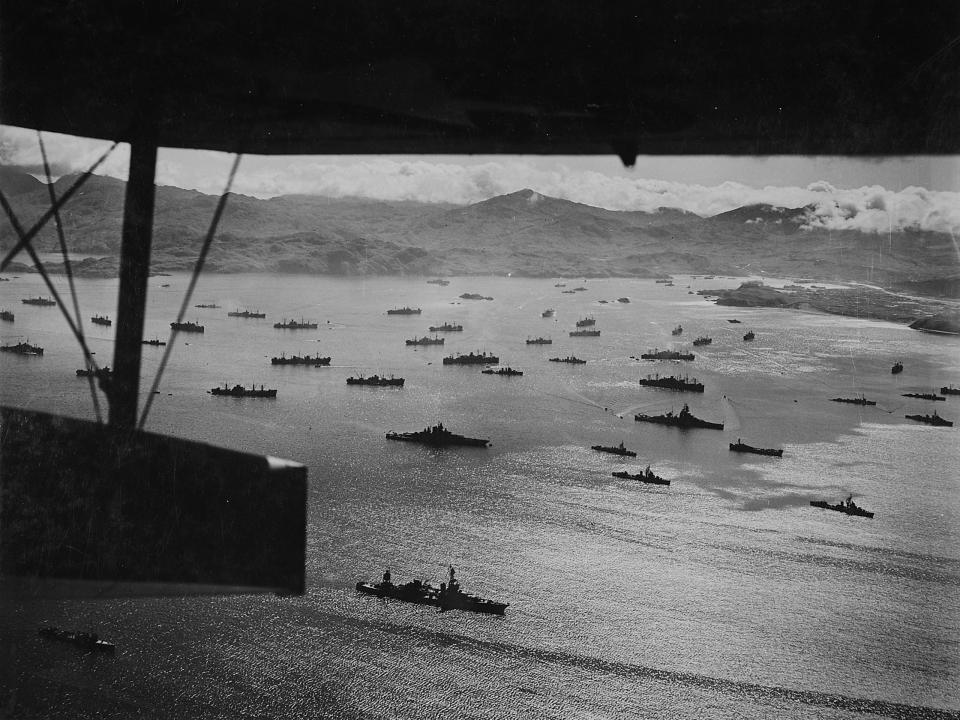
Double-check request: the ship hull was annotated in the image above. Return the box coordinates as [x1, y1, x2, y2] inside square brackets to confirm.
[729, 443, 783, 457]
[810, 501, 874, 518]
[356, 582, 507, 615]
[612, 471, 670, 485]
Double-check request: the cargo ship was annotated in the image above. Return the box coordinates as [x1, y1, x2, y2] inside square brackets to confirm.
[429, 322, 463, 332]
[443, 351, 499, 365]
[640, 349, 695, 361]
[273, 318, 318, 329]
[346, 375, 404, 386]
[638, 374, 704, 393]
[90, 314, 111, 326]
[271, 353, 331, 366]
[406, 336, 445, 346]
[228, 309, 266, 318]
[569, 329, 600, 337]
[386, 307, 422, 315]
[170, 320, 204, 333]
[209, 384, 277, 397]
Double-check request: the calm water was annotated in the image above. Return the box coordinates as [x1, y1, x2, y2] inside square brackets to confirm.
[2, 274, 959, 719]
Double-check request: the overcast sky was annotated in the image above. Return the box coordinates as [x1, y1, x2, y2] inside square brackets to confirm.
[2, 124, 959, 234]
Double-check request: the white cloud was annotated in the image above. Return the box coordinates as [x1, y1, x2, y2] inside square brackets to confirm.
[2, 124, 959, 235]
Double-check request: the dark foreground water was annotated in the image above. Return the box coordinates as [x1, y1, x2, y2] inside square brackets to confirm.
[2, 274, 959, 719]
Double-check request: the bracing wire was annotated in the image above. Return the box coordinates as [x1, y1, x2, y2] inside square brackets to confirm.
[138, 154, 243, 430]
[0, 141, 118, 273]
[38, 131, 102, 423]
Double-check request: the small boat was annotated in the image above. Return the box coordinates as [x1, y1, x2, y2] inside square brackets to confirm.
[671, 325, 683, 336]
[481, 366, 523, 376]
[274, 318, 318, 329]
[386, 423, 488, 447]
[541, 308, 555, 317]
[591, 442, 636, 457]
[729, 440, 783, 457]
[429, 322, 463, 332]
[346, 375, 404, 386]
[634, 404, 723, 430]
[76, 366, 112, 378]
[90, 314, 111, 326]
[548, 356, 586, 364]
[386, 307, 422, 315]
[0, 309, 14, 322]
[576, 317, 596, 327]
[612, 466, 670, 485]
[902, 392, 945, 401]
[0, 341, 43, 355]
[21, 296, 56, 306]
[743, 331, 755, 341]
[904, 411, 952, 427]
[940, 385, 960, 396]
[228, 309, 266, 318]
[406, 336, 445, 346]
[692, 336, 712, 346]
[526, 337, 552, 344]
[209, 384, 277, 397]
[142, 337, 166, 346]
[38, 626, 115, 653]
[810, 496, 874, 519]
[891, 361, 903, 374]
[569, 329, 600, 337]
[170, 320, 204, 333]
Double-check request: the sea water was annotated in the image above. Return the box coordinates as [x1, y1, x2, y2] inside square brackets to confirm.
[1, 274, 958, 719]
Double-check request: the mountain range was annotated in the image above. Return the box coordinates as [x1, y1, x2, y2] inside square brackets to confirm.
[1, 166, 957, 294]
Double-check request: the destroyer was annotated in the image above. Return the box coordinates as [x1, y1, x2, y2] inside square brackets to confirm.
[526, 337, 552, 344]
[549, 356, 586, 364]
[481, 367, 523, 376]
[639, 374, 704, 393]
[356, 567, 507, 615]
[406, 336, 445, 346]
[346, 375, 404, 386]
[591, 442, 636, 457]
[21, 296, 56, 306]
[634, 404, 723, 430]
[1, 341, 43, 355]
[209, 384, 277, 397]
[830, 396, 876, 406]
[569, 329, 600, 337]
[729, 440, 783, 457]
[170, 320, 204, 333]
[386, 307, 422, 315]
[90, 314, 111, 326]
[902, 392, 945, 401]
[429, 322, 463, 332]
[640, 349, 695, 361]
[274, 318, 318, 329]
[612, 467, 669, 485]
[38, 626, 115, 653]
[386, 422, 489, 447]
[905, 411, 952, 427]
[271, 353, 331, 366]
[443, 351, 499, 365]
[810, 496, 874, 518]
[229, 309, 266, 318]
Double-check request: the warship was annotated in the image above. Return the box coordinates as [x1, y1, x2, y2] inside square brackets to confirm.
[541, 308, 555, 317]
[356, 567, 507, 615]
[561, 290, 576, 294]
[38, 626, 115, 653]
[727, 319, 741, 324]
[810, 496, 874, 519]
[526, 337, 552, 344]
[830, 396, 876, 406]
[612, 467, 669, 485]
[902, 392, 944, 401]
[891, 361, 903, 374]
[0, 309, 14, 322]
[617, 297, 630, 303]
[671, 325, 683, 335]
[554, 283, 566, 287]
[142, 337, 166, 346]
[90, 314, 112, 326]
[274, 318, 318, 329]
[21, 296, 56, 306]
[443, 351, 499, 365]
[655, 279, 671, 284]
[406, 336, 445, 346]
[743, 331, 755, 341]
[729, 440, 783, 457]
[481, 367, 523, 376]
[904, 411, 952, 427]
[76, 367, 112, 378]
[346, 375, 405, 386]
[386, 307, 422, 315]
[569, 329, 600, 337]
[429, 322, 463, 332]
[271, 353, 331, 366]
[640, 349, 695, 361]
[228, 309, 266, 318]
[941, 385, 960, 395]
[549, 356, 586, 364]
[638, 374, 704, 393]
[692, 336, 712, 346]
[460, 293, 493, 301]
[1, 341, 43, 355]
[170, 320, 204, 333]
[634, 404, 723, 430]
[591, 442, 636, 457]
[426, 278, 450, 286]
[195, 303, 221, 308]
[385, 423, 489, 447]
[576, 317, 596, 327]
[209, 384, 277, 397]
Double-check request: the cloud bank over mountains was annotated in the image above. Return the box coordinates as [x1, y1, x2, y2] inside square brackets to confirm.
[2, 124, 958, 235]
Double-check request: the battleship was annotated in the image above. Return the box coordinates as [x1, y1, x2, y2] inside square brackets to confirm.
[481, 367, 523, 376]
[743, 331, 755, 341]
[541, 308, 555, 317]
[830, 396, 876, 405]
[385, 423, 489, 447]
[38, 626, 115, 653]
[170, 320, 204, 333]
[902, 392, 945, 401]
[1, 341, 43, 355]
[810, 496, 874, 519]
[671, 325, 683, 335]
[729, 440, 783, 457]
[429, 322, 463, 332]
[356, 567, 507, 615]
[941, 385, 960, 396]
[229, 309, 266, 318]
[386, 307, 422, 315]
[0, 309, 13, 322]
[526, 337, 552, 344]
[443, 351, 499, 365]
[591, 442, 636, 457]
[274, 318, 318, 329]
[576, 317, 596, 327]
[209, 384, 277, 397]
[638, 374, 704, 393]
[426, 278, 450, 286]
[612, 467, 669, 485]
[692, 336, 712, 346]
[21, 296, 56, 306]
[90, 314, 111, 326]
[76, 366, 112, 378]
[634, 404, 723, 430]
[904, 411, 952, 427]
[142, 337, 166, 346]
[891, 361, 903, 374]
[640, 349, 695, 361]
[346, 375, 404, 386]
[569, 329, 600, 337]
[271, 353, 331, 366]
[195, 303, 221, 309]
[406, 336, 445, 346]
[549, 356, 586, 364]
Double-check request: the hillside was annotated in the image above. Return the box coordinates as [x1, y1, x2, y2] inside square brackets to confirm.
[0, 168, 957, 291]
